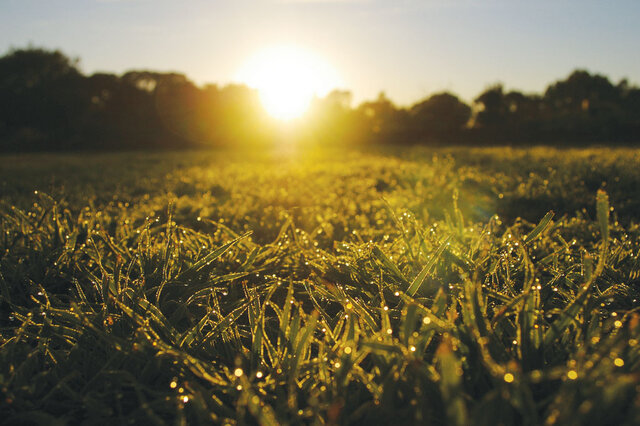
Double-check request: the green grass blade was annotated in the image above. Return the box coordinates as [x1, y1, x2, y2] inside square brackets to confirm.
[406, 236, 450, 296]
[523, 211, 554, 245]
[372, 246, 409, 285]
[597, 190, 609, 248]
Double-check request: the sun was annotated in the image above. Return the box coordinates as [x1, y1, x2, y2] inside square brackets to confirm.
[235, 45, 341, 120]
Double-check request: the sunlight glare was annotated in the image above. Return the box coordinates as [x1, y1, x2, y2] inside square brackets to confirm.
[235, 45, 341, 120]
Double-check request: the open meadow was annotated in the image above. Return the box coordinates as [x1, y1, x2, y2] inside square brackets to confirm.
[1, 146, 639, 425]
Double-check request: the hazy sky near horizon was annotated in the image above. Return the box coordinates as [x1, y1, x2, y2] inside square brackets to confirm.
[1, 0, 639, 105]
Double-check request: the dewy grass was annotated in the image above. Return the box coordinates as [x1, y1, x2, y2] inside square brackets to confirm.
[0, 147, 639, 425]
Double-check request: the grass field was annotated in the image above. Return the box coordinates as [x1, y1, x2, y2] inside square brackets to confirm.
[1, 146, 639, 425]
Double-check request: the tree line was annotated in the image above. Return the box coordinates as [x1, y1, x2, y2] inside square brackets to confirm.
[1, 47, 639, 152]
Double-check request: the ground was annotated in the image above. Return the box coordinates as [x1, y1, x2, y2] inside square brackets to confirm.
[0, 146, 639, 425]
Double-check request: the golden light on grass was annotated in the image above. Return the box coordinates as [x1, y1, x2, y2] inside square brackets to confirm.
[235, 45, 341, 120]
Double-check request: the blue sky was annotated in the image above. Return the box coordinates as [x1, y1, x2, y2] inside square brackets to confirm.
[1, 0, 639, 105]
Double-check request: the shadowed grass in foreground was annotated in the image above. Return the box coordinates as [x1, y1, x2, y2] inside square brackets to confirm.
[1, 148, 639, 425]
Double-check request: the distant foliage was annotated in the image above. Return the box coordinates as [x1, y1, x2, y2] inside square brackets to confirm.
[1, 47, 640, 151]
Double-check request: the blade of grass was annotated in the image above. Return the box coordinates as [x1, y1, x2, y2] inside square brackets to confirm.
[406, 236, 451, 296]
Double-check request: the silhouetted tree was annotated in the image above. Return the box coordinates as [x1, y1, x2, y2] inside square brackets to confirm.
[305, 90, 369, 146]
[409, 92, 471, 143]
[212, 84, 272, 146]
[472, 85, 546, 144]
[542, 70, 623, 142]
[357, 92, 411, 144]
[471, 84, 509, 142]
[1, 47, 640, 151]
[0, 48, 86, 150]
[617, 80, 640, 141]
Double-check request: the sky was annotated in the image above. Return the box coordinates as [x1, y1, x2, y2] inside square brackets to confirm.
[1, 0, 639, 106]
